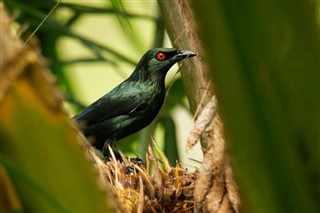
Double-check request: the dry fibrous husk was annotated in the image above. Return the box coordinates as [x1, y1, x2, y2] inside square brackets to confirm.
[90, 140, 197, 213]
[187, 97, 240, 213]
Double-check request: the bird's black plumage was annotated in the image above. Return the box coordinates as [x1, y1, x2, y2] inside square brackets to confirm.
[73, 48, 196, 151]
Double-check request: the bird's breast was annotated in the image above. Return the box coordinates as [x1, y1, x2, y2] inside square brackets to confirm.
[136, 84, 165, 117]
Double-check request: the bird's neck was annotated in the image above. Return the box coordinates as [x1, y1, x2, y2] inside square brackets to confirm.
[130, 66, 167, 88]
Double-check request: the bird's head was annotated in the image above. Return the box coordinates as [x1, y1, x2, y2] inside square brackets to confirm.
[130, 48, 196, 83]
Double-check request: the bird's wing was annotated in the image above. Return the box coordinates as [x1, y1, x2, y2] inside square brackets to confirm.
[73, 82, 145, 125]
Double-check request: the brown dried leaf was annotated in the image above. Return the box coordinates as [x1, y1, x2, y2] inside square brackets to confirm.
[194, 115, 239, 213]
[186, 96, 217, 150]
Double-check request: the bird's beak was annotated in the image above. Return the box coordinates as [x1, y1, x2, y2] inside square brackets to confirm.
[173, 50, 197, 62]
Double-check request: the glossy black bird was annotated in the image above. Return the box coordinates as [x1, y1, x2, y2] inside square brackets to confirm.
[73, 48, 196, 152]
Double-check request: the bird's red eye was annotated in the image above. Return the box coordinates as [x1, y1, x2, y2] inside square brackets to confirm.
[156, 52, 166, 61]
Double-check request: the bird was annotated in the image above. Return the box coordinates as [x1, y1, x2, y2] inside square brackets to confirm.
[73, 48, 196, 153]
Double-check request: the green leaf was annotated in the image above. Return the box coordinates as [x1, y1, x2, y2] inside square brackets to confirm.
[192, 0, 319, 212]
[160, 116, 179, 165]
[164, 77, 190, 112]
[0, 38, 113, 212]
